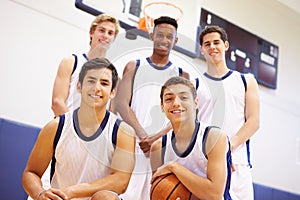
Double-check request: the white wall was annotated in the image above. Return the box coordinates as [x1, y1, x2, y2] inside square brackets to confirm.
[0, 0, 299, 195]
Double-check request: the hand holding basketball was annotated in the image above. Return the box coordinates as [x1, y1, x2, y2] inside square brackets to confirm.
[150, 173, 191, 200]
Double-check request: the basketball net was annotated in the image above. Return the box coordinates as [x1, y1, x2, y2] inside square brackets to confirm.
[138, 2, 183, 33]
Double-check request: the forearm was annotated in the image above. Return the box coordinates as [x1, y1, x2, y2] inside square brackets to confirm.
[116, 105, 147, 139]
[230, 118, 259, 150]
[169, 162, 223, 200]
[22, 172, 45, 200]
[51, 98, 68, 117]
[64, 173, 130, 198]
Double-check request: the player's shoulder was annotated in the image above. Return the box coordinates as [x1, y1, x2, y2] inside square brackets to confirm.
[122, 59, 139, 75]
[58, 54, 76, 72]
[241, 72, 259, 91]
[151, 137, 163, 152]
[205, 126, 228, 152]
[118, 119, 135, 138]
[39, 116, 61, 137]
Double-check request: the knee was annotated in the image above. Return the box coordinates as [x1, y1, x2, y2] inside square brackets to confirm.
[91, 190, 119, 200]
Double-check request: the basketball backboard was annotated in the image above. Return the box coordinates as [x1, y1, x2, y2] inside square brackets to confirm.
[75, 0, 202, 58]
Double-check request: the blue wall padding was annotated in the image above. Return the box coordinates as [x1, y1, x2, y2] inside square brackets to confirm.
[0, 118, 40, 200]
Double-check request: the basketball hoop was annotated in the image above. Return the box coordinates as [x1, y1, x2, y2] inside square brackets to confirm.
[138, 2, 183, 33]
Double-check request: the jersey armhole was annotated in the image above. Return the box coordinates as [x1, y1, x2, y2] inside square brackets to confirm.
[178, 67, 183, 76]
[71, 54, 78, 75]
[112, 118, 122, 148]
[129, 59, 140, 107]
[202, 126, 219, 159]
[50, 114, 65, 180]
[240, 74, 247, 91]
[161, 135, 167, 164]
[195, 78, 199, 90]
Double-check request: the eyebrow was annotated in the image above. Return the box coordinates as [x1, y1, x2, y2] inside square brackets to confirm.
[86, 76, 110, 82]
[203, 39, 221, 44]
[164, 91, 189, 96]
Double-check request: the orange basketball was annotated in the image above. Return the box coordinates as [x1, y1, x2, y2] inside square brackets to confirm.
[150, 173, 192, 200]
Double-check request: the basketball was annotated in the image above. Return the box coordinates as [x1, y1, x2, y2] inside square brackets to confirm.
[150, 173, 192, 200]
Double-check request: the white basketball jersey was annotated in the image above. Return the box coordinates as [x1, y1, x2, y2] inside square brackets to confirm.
[162, 122, 209, 178]
[51, 109, 121, 200]
[66, 54, 88, 112]
[162, 122, 232, 200]
[196, 70, 249, 165]
[130, 57, 182, 139]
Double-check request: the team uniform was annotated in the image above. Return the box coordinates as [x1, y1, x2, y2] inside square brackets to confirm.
[162, 121, 232, 200]
[120, 57, 183, 200]
[50, 108, 122, 200]
[195, 70, 253, 200]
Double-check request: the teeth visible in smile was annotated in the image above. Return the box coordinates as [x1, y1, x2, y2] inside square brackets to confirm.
[172, 110, 183, 113]
[90, 94, 101, 99]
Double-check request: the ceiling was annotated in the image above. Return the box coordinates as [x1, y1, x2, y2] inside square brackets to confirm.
[276, 0, 300, 14]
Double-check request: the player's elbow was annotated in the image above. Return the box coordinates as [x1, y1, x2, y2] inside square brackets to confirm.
[51, 98, 65, 115]
[209, 193, 224, 200]
[201, 189, 224, 200]
[116, 173, 132, 194]
[113, 99, 128, 117]
[252, 117, 260, 133]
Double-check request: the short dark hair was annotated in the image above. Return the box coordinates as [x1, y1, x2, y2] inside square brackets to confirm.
[154, 16, 178, 30]
[160, 76, 197, 103]
[78, 58, 118, 91]
[199, 25, 228, 45]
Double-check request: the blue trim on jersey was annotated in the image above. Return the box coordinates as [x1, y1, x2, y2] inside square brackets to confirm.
[71, 54, 78, 75]
[73, 108, 110, 141]
[203, 70, 233, 81]
[129, 59, 140, 107]
[202, 125, 219, 159]
[171, 121, 199, 158]
[112, 118, 122, 148]
[240, 74, 247, 91]
[50, 114, 65, 180]
[178, 67, 183, 76]
[225, 137, 233, 200]
[146, 57, 172, 70]
[195, 78, 199, 90]
[246, 139, 252, 168]
[161, 134, 167, 164]
[83, 53, 89, 61]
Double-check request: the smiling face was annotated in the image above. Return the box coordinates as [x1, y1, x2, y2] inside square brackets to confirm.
[90, 21, 117, 50]
[161, 83, 197, 125]
[78, 68, 115, 110]
[200, 32, 229, 65]
[151, 23, 178, 56]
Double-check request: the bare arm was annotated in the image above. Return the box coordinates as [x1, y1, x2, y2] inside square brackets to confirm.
[22, 118, 68, 200]
[112, 61, 148, 140]
[51, 56, 75, 117]
[62, 122, 136, 198]
[151, 129, 229, 200]
[230, 74, 260, 150]
[150, 138, 163, 174]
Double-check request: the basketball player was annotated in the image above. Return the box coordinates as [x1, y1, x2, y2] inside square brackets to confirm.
[51, 14, 120, 117]
[111, 16, 189, 200]
[22, 58, 136, 200]
[195, 25, 260, 200]
[150, 76, 232, 200]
